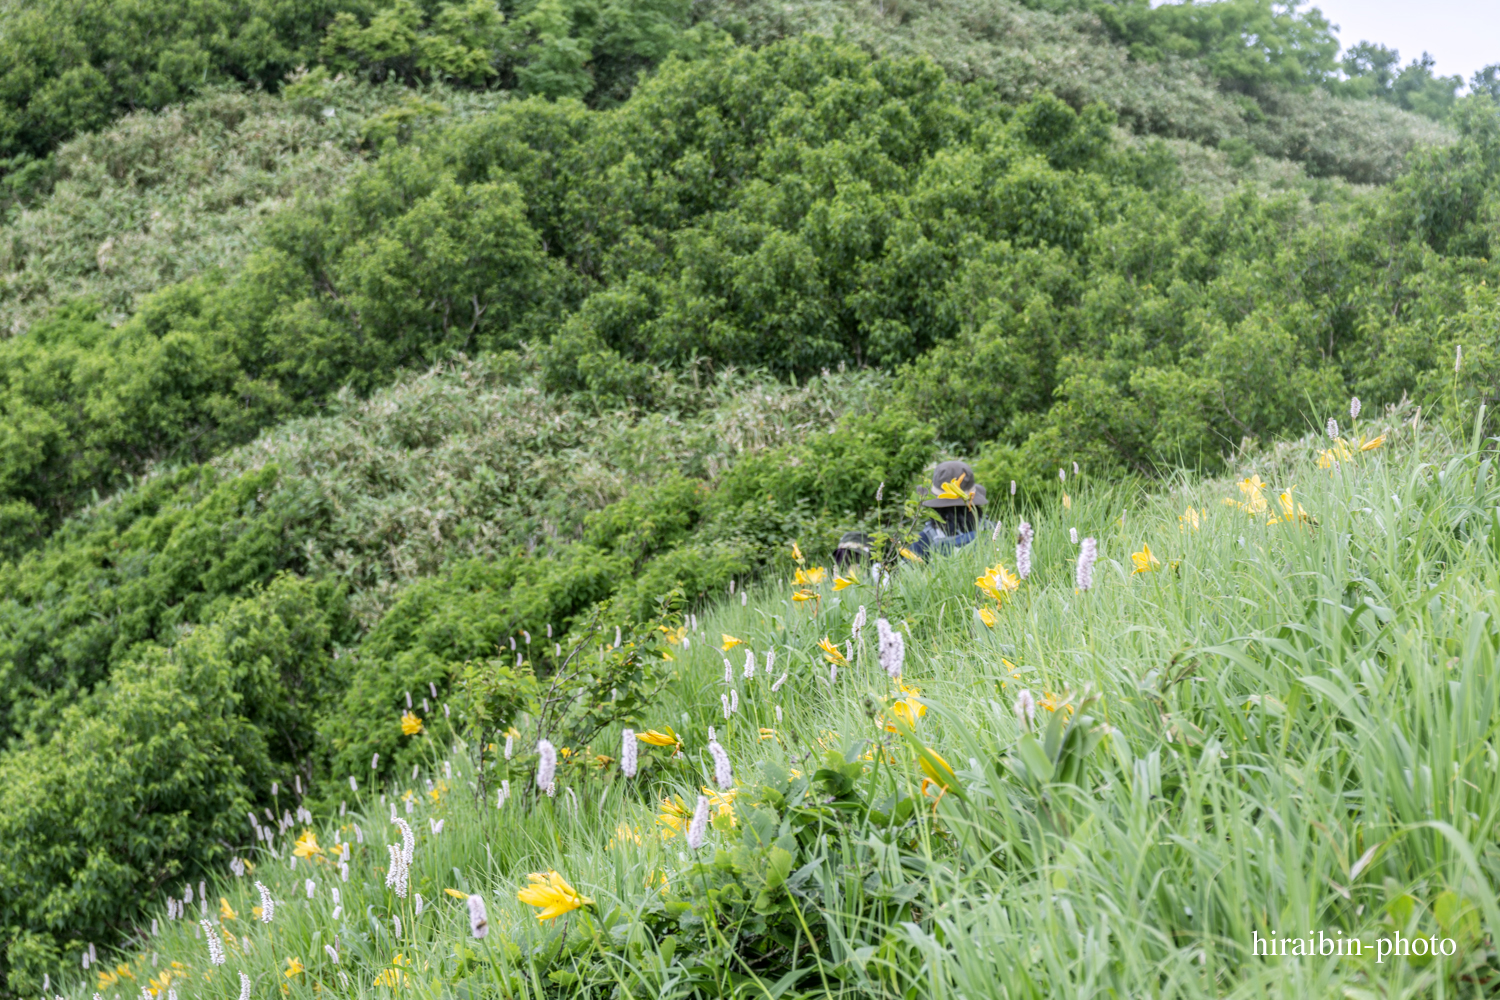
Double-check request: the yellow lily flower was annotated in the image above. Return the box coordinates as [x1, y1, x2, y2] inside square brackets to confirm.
[899, 547, 924, 564]
[1359, 434, 1385, 451]
[657, 796, 691, 837]
[977, 606, 996, 628]
[832, 569, 858, 590]
[400, 712, 423, 735]
[791, 589, 818, 603]
[220, 897, 237, 920]
[1062, 492, 1072, 510]
[701, 786, 738, 825]
[1179, 507, 1200, 531]
[975, 563, 1019, 604]
[885, 684, 927, 731]
[720, 634, 743, 651]
[636, 729, 678, 747]
[818, 637, 847, 666]
[659, 624, 687, 645]
[918, 748, 956, 791]
[794, 566, 827, 585]
[443, 888, 469, 899]
[517, 870, 593, 921]
[758, 727, 779, 741]
[1039, 690, 1073, 715]
[1131, 543, 1160, 574]
[608, 824, 643, 849]
[792, 542, 805, 564]
[284, 957, 304, 979]
[293, 829, 323, 859]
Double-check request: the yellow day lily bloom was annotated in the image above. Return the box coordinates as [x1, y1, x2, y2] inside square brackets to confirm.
[1131, 543, 1160, 574]
[977, 606, 997, 628]
[899, 547, 924, 564]
[918, 748, 956, 791]
[1236, 475, 1269, 514]
[701, 786, 738, 824]
[791, 589, 818, 603]
[1038, 690, 1072, 715]
[400, 711, 423, 735]
[293, 829, 323, 859]
[1359, 434, 1385, 451]
[220, 897, 237, 921]
[885, 684, 927, 731]
[252, 905, 265, 920]
[608, 824, 643, 849]
[934, 476, 973, 501]
[792, 541, 805, 563]
[518, 870, 593, 921]
[636, 729, 677, 747]
[758, 727, 779, 741]
[660, 624, 687, 645]
[975, 563, 1020, 604]
[285, 958, 305, 979]
[833, 569, 858, 590]
[794, 566, 828, 586]
[721, 634, 743, 651]
[1317, 439, 1354, 468]
[1179, 507, 1200, 531]
[1062, 492, 1072, 510]
[657, 795, 691, 837]
[443, 888, 468, 899]
[818, 637, 848, 666]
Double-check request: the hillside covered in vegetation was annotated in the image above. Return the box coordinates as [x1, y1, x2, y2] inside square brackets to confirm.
[0, 0, 1497, 995]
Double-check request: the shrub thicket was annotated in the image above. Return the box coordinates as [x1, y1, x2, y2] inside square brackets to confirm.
[8, 38, 1495, 537]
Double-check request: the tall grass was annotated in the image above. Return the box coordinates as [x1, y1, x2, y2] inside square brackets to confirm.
[54, 407, 1500, 999]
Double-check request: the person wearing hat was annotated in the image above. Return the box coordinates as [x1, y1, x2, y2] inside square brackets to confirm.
[910, 460, 988, 559]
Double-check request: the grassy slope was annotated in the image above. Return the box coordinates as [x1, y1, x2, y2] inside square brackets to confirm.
[55, 405, 1500, 998]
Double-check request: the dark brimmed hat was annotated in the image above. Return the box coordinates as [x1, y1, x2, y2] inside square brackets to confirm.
[833, 531, 871, 567]
[921, 460, 986, 508]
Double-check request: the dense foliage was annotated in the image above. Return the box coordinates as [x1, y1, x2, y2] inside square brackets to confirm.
[3, 38, 1496, 539]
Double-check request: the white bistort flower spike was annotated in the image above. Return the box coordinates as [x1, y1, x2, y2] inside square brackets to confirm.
[876, 618, 904, 679]
[1014, 689, 1037, 730]
[394, 817, 414, 864]
[468, 892, 489, 939]
[621, 728, 638, 777]
[325, 945, 339, 964]
[686, 795, 710, 850]
[1077, 537, 1098, 592]
[708, 740, 734, 790]
[201, 922, 224, 965]
[1349, 396, 1361, 421]
[1016, 522, 1034, 580]
[743, 649, 755, 678]
[536, 739, 557, 791]
[1326, 417, 1339, 440]
[238, 971, 251, 1000]
[255, 881, 274, 922]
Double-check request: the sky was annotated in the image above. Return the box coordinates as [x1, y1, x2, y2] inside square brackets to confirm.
[1304, 0, 1497, 84]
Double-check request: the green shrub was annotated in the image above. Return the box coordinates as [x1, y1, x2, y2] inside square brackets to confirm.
[0, 573, 345, 991]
